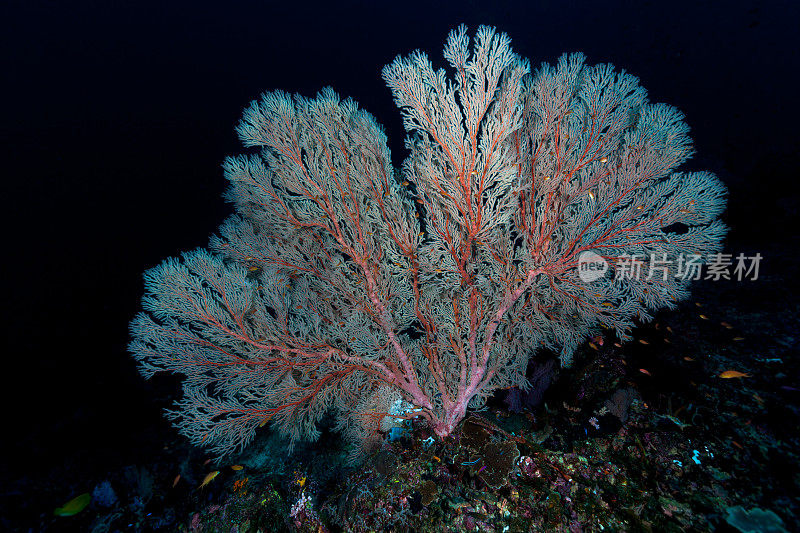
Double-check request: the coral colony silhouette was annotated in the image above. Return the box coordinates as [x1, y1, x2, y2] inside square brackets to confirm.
[130, 25, 726, 459]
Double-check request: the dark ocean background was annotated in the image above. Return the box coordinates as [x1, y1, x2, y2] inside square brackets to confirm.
[2, 0, 798, 530]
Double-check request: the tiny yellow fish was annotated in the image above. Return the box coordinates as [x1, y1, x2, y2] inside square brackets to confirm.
[732, 337, 745, 341]
[198, 470, 220, 490]
[699, 314, 709, 320]
[231, 465, 244, 471]
[297, 476, 307, 488]
[54, 493, 91, 517]
[719, 370, 751, 379]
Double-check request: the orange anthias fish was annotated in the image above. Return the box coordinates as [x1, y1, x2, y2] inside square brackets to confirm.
[230, 465, 244, 471]
[719, 370, 751, 379]
[198, 470, 220, 490]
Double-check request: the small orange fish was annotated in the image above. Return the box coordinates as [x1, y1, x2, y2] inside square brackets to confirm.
[172, 474, 181, 488]
[198, 471, 220, 490]
[695, 302, 703, 307]
[731, 440, 744, 450]
[638, 339, 649, 345]
[719, 370, 751, 379]
[203, 458, 211, 466]
[663, 338, 671, 344]
[230, 465, 243, 471]
[683, 356, 694, 362]
[639, 368, 652, 376]
[720, 321, 733, 329]
[614, 342, 622, 348]
[666, 326, 673, 333]
[589, 342, 599, 351]
[699, 314, 709, 320]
